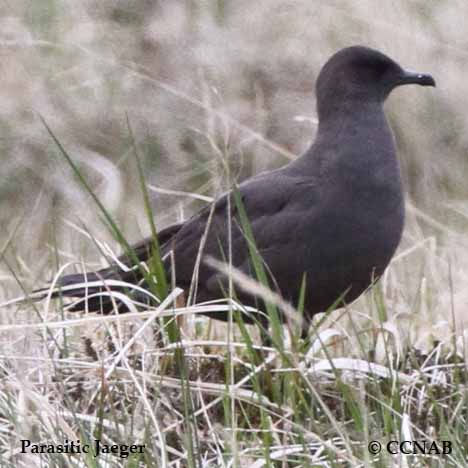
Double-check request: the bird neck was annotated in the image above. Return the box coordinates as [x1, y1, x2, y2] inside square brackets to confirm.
[315, 99, 393, 159]
[317, 96, 385, 133]
[317, 98, 402, 190]
[290, 98, 398, 180]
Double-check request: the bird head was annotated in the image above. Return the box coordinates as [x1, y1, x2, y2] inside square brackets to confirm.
[315, 46, 435, 119]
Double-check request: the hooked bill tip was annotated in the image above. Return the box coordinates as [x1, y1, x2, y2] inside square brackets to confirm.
[398, 70, 436, 87]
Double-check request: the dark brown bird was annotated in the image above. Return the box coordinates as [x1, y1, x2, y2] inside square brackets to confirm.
[39, 46, 435, 330]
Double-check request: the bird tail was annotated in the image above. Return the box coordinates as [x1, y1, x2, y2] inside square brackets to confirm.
[34, 222, 183, 313]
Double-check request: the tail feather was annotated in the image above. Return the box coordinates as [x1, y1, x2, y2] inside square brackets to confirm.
[35, 222, 183, 313]
[115, 222, 183, 267]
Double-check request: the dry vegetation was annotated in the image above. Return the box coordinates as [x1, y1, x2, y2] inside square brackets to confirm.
[1, 1, 468, 467]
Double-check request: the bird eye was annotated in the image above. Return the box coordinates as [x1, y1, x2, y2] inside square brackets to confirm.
[352, 56, 390, 81]
[357, 56, 387, 71]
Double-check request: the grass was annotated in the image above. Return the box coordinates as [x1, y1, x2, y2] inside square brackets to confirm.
[1, 2, 468, 466]
[1, 122, 468, 468]
[1, 281, 467, 466]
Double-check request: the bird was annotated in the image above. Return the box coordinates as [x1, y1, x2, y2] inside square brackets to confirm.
[38, 46, 435, 332]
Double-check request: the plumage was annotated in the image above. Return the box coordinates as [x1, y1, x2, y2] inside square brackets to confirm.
[38, 46, 435, 328]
